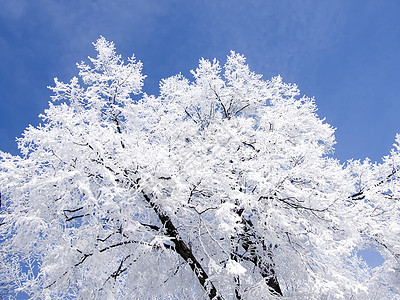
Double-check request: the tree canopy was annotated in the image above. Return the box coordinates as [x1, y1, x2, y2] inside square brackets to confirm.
[1, 37, 399, 299]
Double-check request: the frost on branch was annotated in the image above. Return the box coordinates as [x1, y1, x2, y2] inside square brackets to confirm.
[0, 37, 399, 299]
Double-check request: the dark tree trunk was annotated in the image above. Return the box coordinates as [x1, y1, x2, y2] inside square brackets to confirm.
[234, 209, 283, 296]
[142, 193, 221, 300]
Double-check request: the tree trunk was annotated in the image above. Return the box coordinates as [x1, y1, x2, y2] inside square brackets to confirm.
[235, 211, 283, 296]
[142, 193, 221, 300]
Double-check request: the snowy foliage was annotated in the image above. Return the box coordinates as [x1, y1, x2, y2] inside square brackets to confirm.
[0, 37, 399, 299]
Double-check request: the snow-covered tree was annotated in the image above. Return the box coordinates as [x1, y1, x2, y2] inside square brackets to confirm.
[0, 37, 399, 299]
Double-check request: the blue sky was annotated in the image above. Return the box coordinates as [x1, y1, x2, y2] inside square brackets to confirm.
[1, 1, 400, 163]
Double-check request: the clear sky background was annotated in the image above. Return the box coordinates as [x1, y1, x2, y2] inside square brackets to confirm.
[1, 1, 400, 163]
